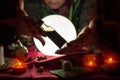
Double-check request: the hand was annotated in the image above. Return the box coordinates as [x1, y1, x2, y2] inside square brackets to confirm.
[16, 16, 45, 45]
[0, 16, 45, 46]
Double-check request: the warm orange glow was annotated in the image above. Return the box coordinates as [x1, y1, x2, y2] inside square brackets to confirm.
[109, 57, 113, 62]
[84, 60, 97, 67]
[104, 57, 117, 64]
[83, 54, 97, 67]
[12, 61, 26, 68]
[89, 61, 93, 65]
[12, 61, 27, 74]
[18, 62, 22, 66]
[103, 52, 118, 64]
[85, 61, 97, 67]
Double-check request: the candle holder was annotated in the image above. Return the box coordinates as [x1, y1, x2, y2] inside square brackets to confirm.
[81, 53, 104, 73]
[82, 54, 98, 67]
[103, 53, 118, 64]
[100, 52, 120, 76]
[12, 61, 27, 74]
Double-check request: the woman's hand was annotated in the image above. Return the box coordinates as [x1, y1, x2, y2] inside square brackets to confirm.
[16, 16, 45, 46]
[0, 16, 45, 46]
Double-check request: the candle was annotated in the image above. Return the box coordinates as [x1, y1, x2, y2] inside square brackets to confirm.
[104, 57, 117, 64]
[12, 61, 26, 74]
[84, 61, 97, 67]
[103, 53, 118, 64]
[12, 61, 25, 68]
[83, 54, 97, 67]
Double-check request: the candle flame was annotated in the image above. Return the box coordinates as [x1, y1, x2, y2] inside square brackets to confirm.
[104, 53, 118, 64]
[104, 56, 117, 64]
[109, 57, 112, 62]
[12, 61, 26, 68]
[18, 62, 22, 66]
[89, 61, 93, 65]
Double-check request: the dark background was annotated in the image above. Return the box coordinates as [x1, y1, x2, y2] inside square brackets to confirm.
[0, 0, 120, 53]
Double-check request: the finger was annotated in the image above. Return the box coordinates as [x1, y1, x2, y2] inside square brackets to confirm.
[35, 36, 45, 46]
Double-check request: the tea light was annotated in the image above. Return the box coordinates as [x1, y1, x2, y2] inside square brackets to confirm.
[104, 57, 117, 64]
[103, 52, 118, 64]
[83, 54, 97, 67]
[84, 61, 97, 67]
[12, 61, 27, 74]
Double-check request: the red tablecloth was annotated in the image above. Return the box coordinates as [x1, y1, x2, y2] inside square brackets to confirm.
[0, 51, 120, 80]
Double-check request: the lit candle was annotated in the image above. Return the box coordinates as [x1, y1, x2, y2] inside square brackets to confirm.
[108, 57, 113, 63]
[83, 54, 97, 67]
[84, 61, 97, 67]
[12, 61, 26, 74]
[88, 61, 94, 66]
[12, 61, 25, 68]
[103, 52, 118, 65]
[104, 57, 117, 64]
